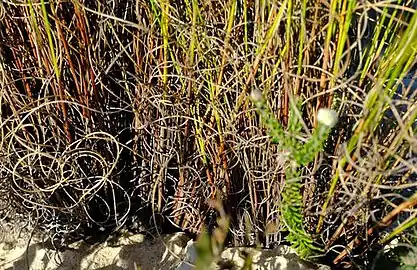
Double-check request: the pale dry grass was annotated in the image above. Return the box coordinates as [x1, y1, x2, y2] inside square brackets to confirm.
[0, 0, 416, 267]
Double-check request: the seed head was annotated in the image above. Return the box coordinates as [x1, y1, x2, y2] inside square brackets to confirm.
[317, 108, 338, 127]
[250, 89, 263, 102]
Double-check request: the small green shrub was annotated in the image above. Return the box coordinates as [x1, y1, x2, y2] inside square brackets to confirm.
[251, 89, 337, 257]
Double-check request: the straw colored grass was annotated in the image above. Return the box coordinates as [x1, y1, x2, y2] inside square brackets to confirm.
[0, 0, 416, 267]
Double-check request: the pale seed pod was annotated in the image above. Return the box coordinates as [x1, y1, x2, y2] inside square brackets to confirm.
[317, 108, 338, 127]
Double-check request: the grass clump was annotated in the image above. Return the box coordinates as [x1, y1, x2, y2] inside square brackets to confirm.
[0, 0, 416, 268]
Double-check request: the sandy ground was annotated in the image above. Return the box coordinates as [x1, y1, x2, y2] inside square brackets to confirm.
[0, 219, 330, 270]
[0, 220, 191, 270]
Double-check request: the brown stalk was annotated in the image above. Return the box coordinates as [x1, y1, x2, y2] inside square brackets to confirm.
[55, 7, 86, 118]
[73, 1, 97, 107]
[43, 3, 72, 143]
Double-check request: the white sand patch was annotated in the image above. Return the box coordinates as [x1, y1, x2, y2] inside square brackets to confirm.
[0, 222, 190, 270]
[0, 221, 329, 269]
